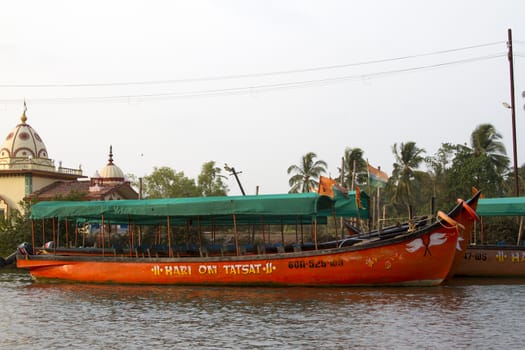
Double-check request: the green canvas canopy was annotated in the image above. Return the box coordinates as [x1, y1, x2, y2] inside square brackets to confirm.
[29, 192, 369, 226]
[477, 197, 525, 216]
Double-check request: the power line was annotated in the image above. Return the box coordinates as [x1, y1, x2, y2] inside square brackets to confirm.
[0, 42, 503, 88]
[0, 53, 504, 105]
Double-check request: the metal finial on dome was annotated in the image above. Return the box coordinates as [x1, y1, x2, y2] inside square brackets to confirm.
[20, 100, 28, 124]
[108, 145, 114, 165]
[100, 145, 124, 179]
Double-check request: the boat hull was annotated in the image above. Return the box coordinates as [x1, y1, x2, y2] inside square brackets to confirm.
[446, 194, 481, 279]
[454, 245, 525, 277]
[17, 225, 460, 286]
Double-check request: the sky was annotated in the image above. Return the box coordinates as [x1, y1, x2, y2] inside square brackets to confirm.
[1, 1, 525, 196]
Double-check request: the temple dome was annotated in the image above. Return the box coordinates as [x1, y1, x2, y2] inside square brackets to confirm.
[100, 164, 125, 179]
[99, 146, 124, 179]
[0, 108, 49, 159]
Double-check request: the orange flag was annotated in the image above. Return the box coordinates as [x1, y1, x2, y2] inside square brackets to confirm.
[472, 186, 484, 198]
[318, 176, 335, 197]
[355, 186, 362, 208]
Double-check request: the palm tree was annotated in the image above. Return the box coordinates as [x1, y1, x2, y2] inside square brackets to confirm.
[389, 141, 426, 215]
[468, 123, 510, 196]
[470, 124, 509, 174]
[337, 147, 367, 189]
[287, 152, 328, 193]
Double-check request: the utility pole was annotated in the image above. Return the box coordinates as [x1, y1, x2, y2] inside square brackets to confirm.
[507, 28, 519, 196]
[224, 164, 246, 195]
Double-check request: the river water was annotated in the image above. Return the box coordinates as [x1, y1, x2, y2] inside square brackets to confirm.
[0, 270, 524, 349]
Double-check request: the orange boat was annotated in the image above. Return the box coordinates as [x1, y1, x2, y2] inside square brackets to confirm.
[16, 192, 479, 286]
[455, 196, 525, 277]
[341, 191, 481, 281]
[456, 245, 525, 277]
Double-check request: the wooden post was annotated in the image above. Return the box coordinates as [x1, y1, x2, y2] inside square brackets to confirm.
[280, 218, 284, 246]
[198, 216, 203, 257]
[74, 224, 78, 247]
[300, 221, 304, 244]
[233, 214, 239, 256]
[52, 217, 56, 253]
[295, 218, 299, 243]
[101, 214, 105, 257]
[42, 219, 45, 248]
[65, 217, 69, 248]
[313, 218, 318, 250]
[128, 216, 133, 257]
[261, 217, 266, 246]
[376, 187, 381, 231]
[480, 217, 484, 244]
[517, 217, 523, 246]
[167, 216, 172, 258]
[108, 221, 111, 249]
[31, 220, 35, 253]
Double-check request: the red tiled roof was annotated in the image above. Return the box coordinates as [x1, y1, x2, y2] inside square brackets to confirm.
[26, 180, 138, 201]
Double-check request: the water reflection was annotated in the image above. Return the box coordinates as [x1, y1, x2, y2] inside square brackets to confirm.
[23, 280, 469, 315]
[1, 271, 524, 349]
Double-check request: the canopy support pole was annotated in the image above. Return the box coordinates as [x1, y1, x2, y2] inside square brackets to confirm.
[233, 214, 239, 256]
[212, 222, 216, 245]
[198, 216, 204, 257]
[295, 217, 298, 243]
[101, 214, 105, 257]
[517, 217, 524, 246]
[52, 217, 56, 253]
[74, 223, 78, 247]
[65, 217, 69, 248]
[280, 218, 284, 246]
[300, 221, 304, 245]
[31, 220, 35, 253]
[314, 218, 318, 250]
[480, 217, 484, 244]
[128, 216, 133, 257]
[167, 216, 172, 258]
[41, 219, 45, 249]
[261, 217, 266, 246]
[108, 221, 111, 250]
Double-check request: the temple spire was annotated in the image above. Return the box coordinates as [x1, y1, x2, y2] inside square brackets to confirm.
[20, 100, 28, 124]
[108, 145, 114, 165]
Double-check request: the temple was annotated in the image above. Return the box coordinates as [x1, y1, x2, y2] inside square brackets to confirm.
[0, 105, 138, 220]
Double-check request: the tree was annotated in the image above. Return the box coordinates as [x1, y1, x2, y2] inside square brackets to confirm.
[287, 152, 328, 193]
[388, 141, 426, 216]
[0, 203, 32, 257]
[432, 124, 510, 200]
[509, 163, 525, 196]
[142, 166, 200, 198]
[425, 142, 464, 208]
[424, 124, 510, 206]
[337, 147, 367, 189]
[450, 151, 508, 199]
[197, 161, 228, 196]
[470, 123, 509, 174]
